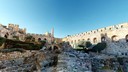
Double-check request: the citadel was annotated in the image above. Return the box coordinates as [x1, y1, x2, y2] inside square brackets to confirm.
[0, 22, 128, 72]
[1, 22, 128, 56]
[0, 23, 55, 43]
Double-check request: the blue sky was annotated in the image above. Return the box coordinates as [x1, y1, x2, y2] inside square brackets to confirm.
[0, 0, 128, 38]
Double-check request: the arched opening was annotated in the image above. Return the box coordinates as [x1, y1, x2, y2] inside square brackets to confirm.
[78, 39, 80, 42]
[109, 28, 112, 30]
[32, 38, 35, 42]
[93, 38, 97, 43]
[101, 36, 106, 42]
[71, 40, 73, 44]
[121, 25, 123, 28]
[38, 38, 41, 42]
[44, 38, 47, 41]
[4, 32, 9, 39]
[53, 46, 59, 51]
[87, 38, 90, 41]
[4, 35, 8, 38]
[125, 34, 128, 42]
[111, 35, 118, 42]
[74, 40, 76, 43]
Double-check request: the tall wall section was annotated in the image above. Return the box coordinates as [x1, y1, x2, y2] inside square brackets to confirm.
[63, 23, 128, 48]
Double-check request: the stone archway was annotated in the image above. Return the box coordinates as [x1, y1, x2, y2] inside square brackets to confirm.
[44, 38, 47, 41]
[87, 38, 90, 41]
[71, 40, 73, 44]
[125, 34, 128, 42]
[52, 44, 61, 51]
[74, 40, 76, 44]
[111, 35, 118, 42]
[4, 32, 9, 39]
[32, 38, 35, 42]
[101, 36, 106, 42]
[93, 38, 97, 43]
[38, 38, 41, 42]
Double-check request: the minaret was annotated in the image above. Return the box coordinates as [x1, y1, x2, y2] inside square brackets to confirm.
[51, 28, 54, 44]
[51, 28, 54, 37]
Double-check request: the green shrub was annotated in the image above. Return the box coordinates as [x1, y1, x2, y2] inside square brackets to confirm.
[13, 36, 19, 40]
[85, 41, 92, 48]
[3, 38, 42, 50]
[76, 41, 92, 49]
[32, 38, 35, 42]
[92, 42, 107, 52]
[32, 44, 42, 50]
[0, 48, 25, 53]
[101, 66, 110, 70]
[78, 45, 85, 48]
[25, 35, 33, 42]
[0, 37, 6, 46]
[117, 67, 123, 72]
[77, 41, 85, 48]
[40, 40, 46, 46]
[117, 57, 124, 65]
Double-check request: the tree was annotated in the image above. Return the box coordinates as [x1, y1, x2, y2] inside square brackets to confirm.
[91, 42, 107, 53]
[78, 41, 85, 48]
[13, 36, 19, 40]
[40, 38, 47, 47]
[32, 38, 35, 42]
[85, 41, 92, 48]
[25, 36, 33, 42]
[77, 41, 92, 48]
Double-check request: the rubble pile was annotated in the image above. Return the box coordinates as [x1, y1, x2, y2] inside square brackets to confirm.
[0, 51, 40, 72]
[0, 50, 34, 60]
[91, 53, 128, 72]
[104, 41, 128, 55]
[0, 58, 27, 72]
[0, 49, 60, 72]
[56, 48, 91, 72]
[0, 42, 128, 72]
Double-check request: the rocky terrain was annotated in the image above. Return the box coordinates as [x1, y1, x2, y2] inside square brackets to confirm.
[103, 41, 128, 56]
[0, 43, 128, 72]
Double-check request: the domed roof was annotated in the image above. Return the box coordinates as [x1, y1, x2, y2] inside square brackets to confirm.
[45, 32, 50, 36]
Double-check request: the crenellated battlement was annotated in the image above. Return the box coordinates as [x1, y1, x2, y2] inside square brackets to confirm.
[8, 23, 26, 33]
[63, 22, 128, 48]
[65, 23, 128, 38]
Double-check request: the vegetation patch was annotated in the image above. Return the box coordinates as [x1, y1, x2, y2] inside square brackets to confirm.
[0, 37, 6, 46]
[91, 42, 107, 53]
[0, 48, 25, 53]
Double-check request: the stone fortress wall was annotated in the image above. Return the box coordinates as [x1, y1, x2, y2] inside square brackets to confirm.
[63, 22, 128, 48]
[26, 32, 53, 43]
[0, 23, 54, 43]
[8, 23, 26, 33]
[0, 23, 26, 41]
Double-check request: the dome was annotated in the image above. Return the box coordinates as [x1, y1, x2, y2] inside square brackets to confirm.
[45, 32, 50, 36]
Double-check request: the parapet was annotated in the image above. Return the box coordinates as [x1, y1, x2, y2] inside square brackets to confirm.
[65, 22, 128, 38]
